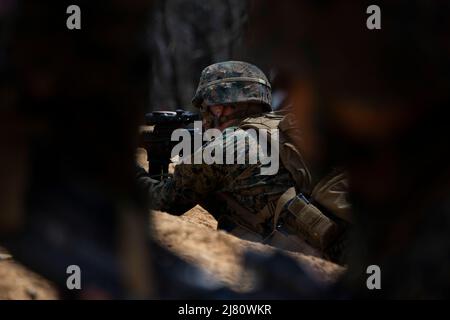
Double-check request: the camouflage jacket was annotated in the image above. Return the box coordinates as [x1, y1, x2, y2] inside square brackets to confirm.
[136, 124, 294, 238]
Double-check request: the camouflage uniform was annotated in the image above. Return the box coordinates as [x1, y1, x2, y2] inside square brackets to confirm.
[137, 62, 288, 237]
[137, 61, 331, 257]
[137, 125, 295, 239]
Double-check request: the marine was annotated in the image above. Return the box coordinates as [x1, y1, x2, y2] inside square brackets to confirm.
[136, 61, 351, 262]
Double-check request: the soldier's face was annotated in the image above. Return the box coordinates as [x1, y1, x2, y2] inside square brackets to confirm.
[209, 105, 234, 117]
[208, 105, 235, 130]
[209, 105, 224, 117]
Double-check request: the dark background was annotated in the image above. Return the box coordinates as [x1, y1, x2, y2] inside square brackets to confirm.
[0, 0, 449, 299]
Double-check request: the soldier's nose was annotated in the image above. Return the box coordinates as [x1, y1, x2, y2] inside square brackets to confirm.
[209, 105, 224, 117]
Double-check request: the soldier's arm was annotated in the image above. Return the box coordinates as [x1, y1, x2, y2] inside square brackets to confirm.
[135, 162, 224, 215]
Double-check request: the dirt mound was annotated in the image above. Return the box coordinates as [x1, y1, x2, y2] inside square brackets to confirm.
[152, 206, 345, 292]
[0, 251, 58, 300]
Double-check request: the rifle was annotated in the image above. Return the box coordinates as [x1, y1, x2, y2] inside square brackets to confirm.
[139, 109, 200, 179]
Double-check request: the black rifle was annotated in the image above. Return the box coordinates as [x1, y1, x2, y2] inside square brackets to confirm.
[139, 109, 200, 179]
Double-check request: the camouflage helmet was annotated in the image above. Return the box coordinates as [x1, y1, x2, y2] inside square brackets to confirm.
[192, 61, 272, 110]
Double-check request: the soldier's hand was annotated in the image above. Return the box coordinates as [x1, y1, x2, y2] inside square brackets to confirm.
[135, 163, 149, 179]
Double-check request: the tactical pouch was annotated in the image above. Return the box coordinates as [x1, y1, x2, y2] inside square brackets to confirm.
[286, 194, 340, 250]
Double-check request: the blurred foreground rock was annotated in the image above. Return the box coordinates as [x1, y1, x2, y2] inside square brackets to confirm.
[0, 249, 58, 300]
